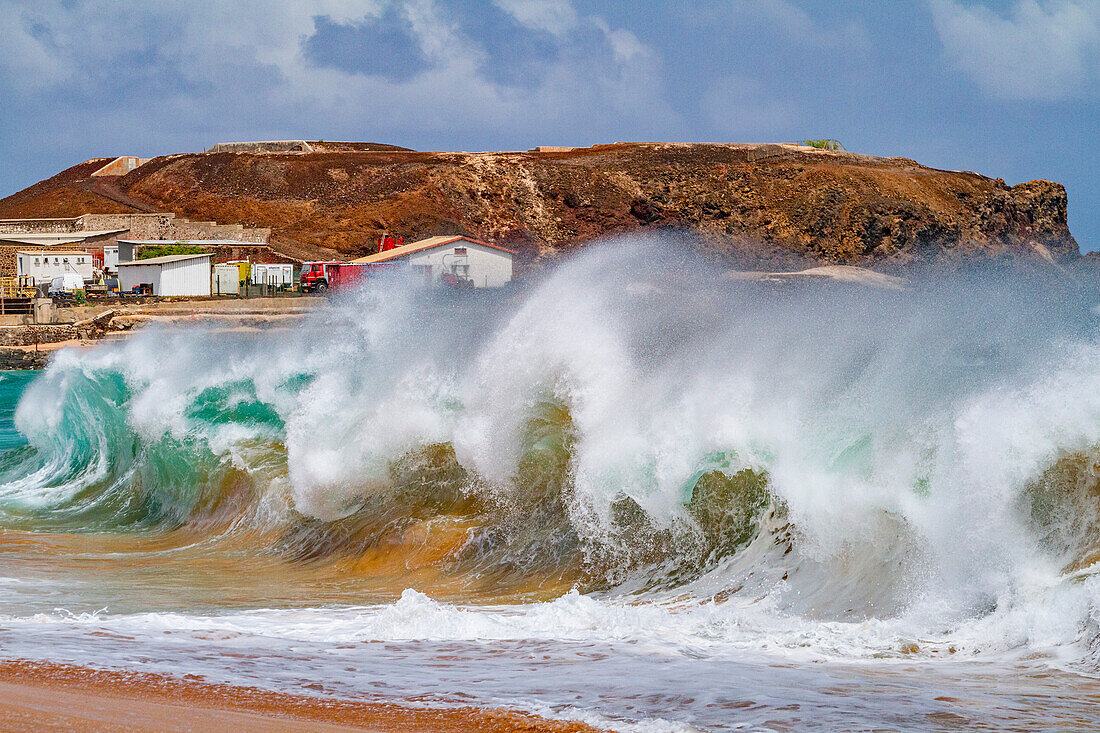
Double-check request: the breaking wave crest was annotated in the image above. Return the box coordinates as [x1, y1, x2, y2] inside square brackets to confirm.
[4, 239, 1100, 666]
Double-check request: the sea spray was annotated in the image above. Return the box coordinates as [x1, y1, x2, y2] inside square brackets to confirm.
[1, 239, 1100, 669]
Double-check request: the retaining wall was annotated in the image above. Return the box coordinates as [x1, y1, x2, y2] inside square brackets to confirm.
[207, 141, 314, 153]
[0, 214, 270, 245]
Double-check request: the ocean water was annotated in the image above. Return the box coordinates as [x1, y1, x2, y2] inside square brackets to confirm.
[2, 240, 1100, 730]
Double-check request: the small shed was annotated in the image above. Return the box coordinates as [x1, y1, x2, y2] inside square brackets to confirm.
[117, 253, 212, 296]
[351, 236, 515, 288]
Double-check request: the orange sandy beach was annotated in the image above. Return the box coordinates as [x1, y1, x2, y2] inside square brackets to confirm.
[0, 660, 600, 732]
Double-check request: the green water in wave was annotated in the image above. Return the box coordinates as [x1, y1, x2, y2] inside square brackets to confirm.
[0, 371, 35, 452]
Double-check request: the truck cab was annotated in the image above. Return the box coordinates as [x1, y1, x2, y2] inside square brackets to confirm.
[300, 261, 339, 292]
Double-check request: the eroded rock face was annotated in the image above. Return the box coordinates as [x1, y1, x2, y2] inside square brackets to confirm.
[0, 143, 1078, 268]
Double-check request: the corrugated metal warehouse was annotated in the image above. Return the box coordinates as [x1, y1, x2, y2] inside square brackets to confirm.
[117, 253, 212, 296]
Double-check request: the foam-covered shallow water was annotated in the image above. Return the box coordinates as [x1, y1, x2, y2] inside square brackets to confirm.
[1, 594, 1098, 731]
[3, 240, 1100, 730]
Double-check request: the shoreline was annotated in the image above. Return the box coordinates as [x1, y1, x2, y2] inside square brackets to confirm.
[0, 659, 600, 732]
[0, 297, 321, 369]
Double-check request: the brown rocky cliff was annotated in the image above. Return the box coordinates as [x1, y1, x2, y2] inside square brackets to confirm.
[0, 143, 1078, 267]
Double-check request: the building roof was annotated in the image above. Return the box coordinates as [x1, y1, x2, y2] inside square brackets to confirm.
[0, 230, 127, 246]
[118, 253, 212, 266]
[117, 239, 262, 245]
[16, 250, 92, 257]
[351, 236, 517, 264]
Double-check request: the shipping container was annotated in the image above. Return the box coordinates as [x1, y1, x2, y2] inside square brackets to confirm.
[250, 263, 295, 287]
[225, 260, 251, 282]
[213, 264, 240, 295]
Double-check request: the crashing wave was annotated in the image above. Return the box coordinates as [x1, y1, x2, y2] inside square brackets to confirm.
[2, 238, 1100, 666]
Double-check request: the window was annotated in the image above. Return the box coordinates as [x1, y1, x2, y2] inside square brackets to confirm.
[63, 258, 69, 264]
[34, 259, 39, 266]
[77, 258, 84, 264]
[54, 258, 59, 264]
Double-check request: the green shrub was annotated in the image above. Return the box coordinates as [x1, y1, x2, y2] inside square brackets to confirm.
[138, 244, 208, 259]
[801, 139, 845, 151]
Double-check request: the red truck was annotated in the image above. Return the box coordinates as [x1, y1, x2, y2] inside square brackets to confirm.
[299, 261, 342, 292]
[328, 262, 401, 291]
[302, 261, 401, 293]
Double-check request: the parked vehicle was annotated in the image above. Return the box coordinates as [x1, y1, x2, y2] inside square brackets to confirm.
[299, 261, 341, 292]
[441, 272, 474, 288]
[327, 262, 400, 292]
[48, 273, 86, 297]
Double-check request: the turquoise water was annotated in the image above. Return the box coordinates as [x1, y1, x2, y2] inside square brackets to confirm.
[0, 371, 34, 452]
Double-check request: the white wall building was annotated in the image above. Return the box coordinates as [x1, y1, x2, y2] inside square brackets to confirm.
[16, 250, 95, 285]
[351, 236, 515, 288]
[103, 244, 119, 273]
[117, 253, 212, 296]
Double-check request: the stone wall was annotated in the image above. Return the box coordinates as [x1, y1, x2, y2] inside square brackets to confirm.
[0, 218, 83, 234]
[0, 324, 79, 346]
[0, 247, 18, 276]
[205, 244, 302, 265]
[0, 214, 270, 245]
[81, 214, 270, 243]
[78, 213, 172, 234]
[0, 349, 48, 369]
[206, 141, 314, 153]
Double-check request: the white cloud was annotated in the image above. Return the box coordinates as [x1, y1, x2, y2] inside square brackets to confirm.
[720, 0, 870, 51]
[929, 0, 1100, 101]
[493, 0, 578, 36]
[0, 4, 66, 90]
[0, 0, 681, 154]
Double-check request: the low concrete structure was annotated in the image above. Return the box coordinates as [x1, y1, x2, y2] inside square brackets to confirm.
[16, 250, 94, 285]
[117, 253, 212, 297]
[90, 156, 151, 176]
[352, 236, 515, 288]
[206, 141, 314, 154]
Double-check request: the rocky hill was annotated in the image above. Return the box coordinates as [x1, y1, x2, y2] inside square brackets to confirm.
[0, 142, 1078, 268]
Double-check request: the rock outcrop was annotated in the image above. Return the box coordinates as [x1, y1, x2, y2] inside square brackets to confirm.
[0, 143, 1078, 268]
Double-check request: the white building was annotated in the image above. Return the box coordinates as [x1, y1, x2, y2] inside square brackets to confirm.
[16, 250, 95, 285]
[351, 236, 515, 288]
[250, 263, 295, 287]
[103, 244, 120, 273]
[117, 253, 212, 296]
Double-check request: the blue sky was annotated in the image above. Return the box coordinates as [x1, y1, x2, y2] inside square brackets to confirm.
[1, 0, 1097, 250]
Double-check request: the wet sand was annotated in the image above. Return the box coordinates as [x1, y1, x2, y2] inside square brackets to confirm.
[0, 660, 598, 732]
